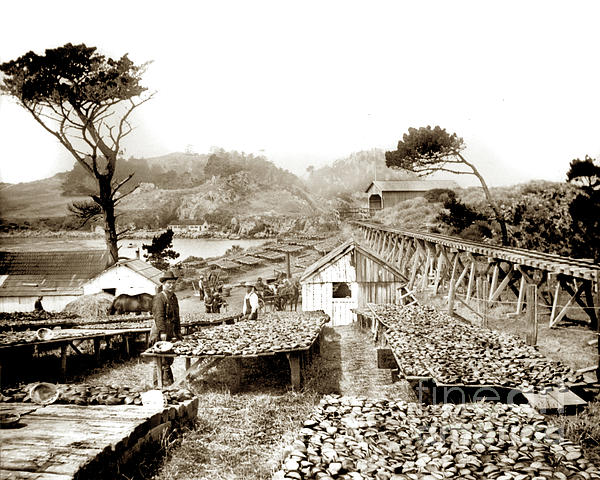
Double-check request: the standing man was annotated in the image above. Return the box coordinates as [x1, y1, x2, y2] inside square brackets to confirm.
[242, 282, 260, 320]
[34, 296, 44, 313]
[150, 270, 183, 386]
[198, 274, 205, 300]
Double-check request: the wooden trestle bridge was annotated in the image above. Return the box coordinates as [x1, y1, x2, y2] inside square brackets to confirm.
[352, 221, 600, 333]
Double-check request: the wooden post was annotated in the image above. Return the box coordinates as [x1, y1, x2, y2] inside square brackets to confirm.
[448, 277, 456, 316]
[466, 261, 475, 302]
[433, 253, 444, 295]
[60, 344, 68, 380]
[516, 275, 526, 315]
[596, 276, 600, 381]
[286, 352, 301, 389]
[482, 280, 489, 328]
[549, 279, 561, 326]
[476, 277, 482, 316]
[156, 356, 164, 388]
[93, 338, 101, 364]
[489, 263, 499, 302]
[422, 248, 432, 292]
[526, 284, 538, 346]
[286, 252, 291, 278]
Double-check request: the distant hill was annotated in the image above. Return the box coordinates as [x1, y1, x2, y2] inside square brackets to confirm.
[306, 149, 417, 199]
[0, 173, 89, 221]
[0, 150, 338, 233]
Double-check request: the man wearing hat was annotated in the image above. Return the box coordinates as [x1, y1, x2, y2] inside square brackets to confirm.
[242, 282, 260, 320]
[150, 270, 183, 386]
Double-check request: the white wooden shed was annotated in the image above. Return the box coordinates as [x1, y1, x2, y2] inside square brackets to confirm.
[300, 240, 408, 326]
[83, 259, 163, 297]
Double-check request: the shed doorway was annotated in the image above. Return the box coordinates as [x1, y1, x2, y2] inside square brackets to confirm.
[369, 194, 382, 210]
[330, 282, 356, 326]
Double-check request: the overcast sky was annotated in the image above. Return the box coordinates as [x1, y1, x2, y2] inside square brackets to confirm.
[1, 0, 599, 187]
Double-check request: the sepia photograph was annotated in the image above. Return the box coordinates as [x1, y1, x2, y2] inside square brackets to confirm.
[0, 1, 599, 479]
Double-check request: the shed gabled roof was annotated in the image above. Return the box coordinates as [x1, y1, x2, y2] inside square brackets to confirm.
[106, 259, 163, 285]
[365, 180, 460, 193]
[301, 240, 408, 283]
[0, 250, 109, 297]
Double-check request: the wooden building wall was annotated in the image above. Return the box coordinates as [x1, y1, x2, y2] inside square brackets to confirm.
[382, 191, 424, 207]
[0, 295, 80, 313]
[302, 248, 404, 324]
[354, 249, 403, 305]
[83, 266, 158, 296]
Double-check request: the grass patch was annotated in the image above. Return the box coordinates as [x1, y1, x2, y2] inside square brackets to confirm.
[150, 391, 319, 480]
[551, 401, 600, 465]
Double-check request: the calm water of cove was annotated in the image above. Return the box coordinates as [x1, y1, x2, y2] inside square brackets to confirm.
[0, 237, 267, 262]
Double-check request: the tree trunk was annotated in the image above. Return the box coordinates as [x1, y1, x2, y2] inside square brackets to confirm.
[459, 153, 509, 246]
[98, 177, 119, 267]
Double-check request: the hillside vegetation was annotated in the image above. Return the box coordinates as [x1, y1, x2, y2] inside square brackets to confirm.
[306, 149, 416, 201]
[1, 149, 339, 236]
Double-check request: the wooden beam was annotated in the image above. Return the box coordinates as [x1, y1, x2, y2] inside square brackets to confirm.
[516, 275, 526, 315]
[482, 279, 489, 328]
[515, 265, 552, 307]
[68, 341, 84, 356]
[396, 237, 407, 266]
[466, 261, 476, 302]
[433, 252, 444, 294]
[489, 264, 515, 302]
[549, 280, 562, 326]
[422, 246, 433, 291]
[408, 247, 425, 290]
[583, 279, 599, 330]
[455, 263, 470, 291]
[60, 344, 68, 380]
[596, 274, 600, 380]
[526, 284, 538, 345]
[549, 280, 586, 328]
[286, 352, 302, 389]
[489, 263, 500, 301]
[446, 254, 459, 314]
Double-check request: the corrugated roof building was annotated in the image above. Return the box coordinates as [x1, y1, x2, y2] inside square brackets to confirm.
[365, 179, 460, 209]
[0, 251, 162, 312]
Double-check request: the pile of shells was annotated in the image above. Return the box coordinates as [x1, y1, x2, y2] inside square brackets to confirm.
[0, 383, 194, 406]
[275, 395, 599, 480]
[159, 311, 329, 357]
[361, 304, 583, 390]
[180, 312, 241, 325]
[77, 313, 152, 325]
[74, 320, 152, 330]
[0, 328, 97, 346]
[0, 312, 80, 332]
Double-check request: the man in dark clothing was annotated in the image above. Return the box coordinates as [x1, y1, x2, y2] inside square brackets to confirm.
[150, 270, 182, 386]
[34, 296, 44, 312]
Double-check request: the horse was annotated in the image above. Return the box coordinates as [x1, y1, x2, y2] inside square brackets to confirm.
[108, 293, 154, 315]
[275, 278, 301, 311]
[204, 286, 225, 313]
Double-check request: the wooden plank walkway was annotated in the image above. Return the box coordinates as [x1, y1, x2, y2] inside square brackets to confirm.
[521, 388, 587, 413]
[0, 398, 198, 480]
